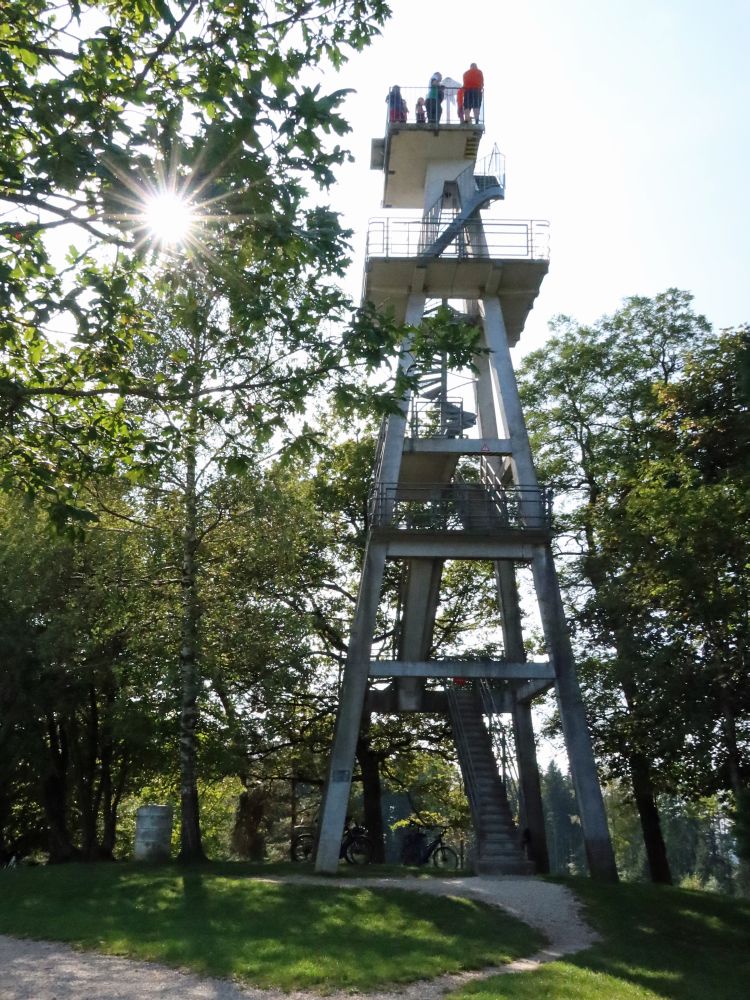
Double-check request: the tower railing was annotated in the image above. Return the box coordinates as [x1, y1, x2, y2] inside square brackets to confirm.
[369, 482, 552, 532]
[366, 218, 550, 261]
[384, 86, 485, 129]
[420, 148, 506, 251]
[408, 397, 476, 439]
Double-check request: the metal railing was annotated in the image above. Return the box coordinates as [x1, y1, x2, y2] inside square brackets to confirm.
[478, 679, 521, 818]
[366, 217, 550, 262]
[369, 482, 552, 532]
[446, 685, 482, 827]
[409, 397, 476, 438]
[479, 458, 551, 528]
[384, 85, 484, 129]
[419, 148, 507, 255]
[372, 414, 389, 486]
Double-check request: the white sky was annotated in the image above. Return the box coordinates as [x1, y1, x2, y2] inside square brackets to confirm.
[332, 0, 750, 356]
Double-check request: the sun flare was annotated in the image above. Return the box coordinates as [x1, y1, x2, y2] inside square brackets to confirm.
[142, 190, 195, 246]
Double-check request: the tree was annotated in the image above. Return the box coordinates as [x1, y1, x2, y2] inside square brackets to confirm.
[1, 0, 392, 510]
[2, 1, 401, 861]
[518, 290, 723, 884]
[541, 762, 586, 875]
[610, 328, 750, 889]
[0, 492, 171, 861]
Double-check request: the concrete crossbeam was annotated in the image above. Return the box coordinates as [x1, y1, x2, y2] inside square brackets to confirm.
[403, 437, 513, 455]
[369, 660, 554, 680]
[378, 532, 545, 560]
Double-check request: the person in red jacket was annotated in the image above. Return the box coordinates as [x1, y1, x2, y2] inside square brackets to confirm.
[462, 63, 484, 123]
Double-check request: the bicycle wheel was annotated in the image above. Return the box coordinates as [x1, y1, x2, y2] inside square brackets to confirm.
[291, 833, 315, 862]
[345, 835, 373, 865]
[432, 845, 459, 870]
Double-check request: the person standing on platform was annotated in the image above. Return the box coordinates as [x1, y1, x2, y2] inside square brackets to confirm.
[425, 72, 444, 125]
[441, 76, 461, 123]
[462, 62, 484, 123]
[386, 85, 404, 124]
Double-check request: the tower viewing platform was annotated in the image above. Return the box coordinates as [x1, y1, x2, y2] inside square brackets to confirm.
[364, 91, 549, 343]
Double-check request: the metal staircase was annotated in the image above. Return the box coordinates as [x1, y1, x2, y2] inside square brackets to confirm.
[448, 685, 532, 874]
[419, 148, 505, 259]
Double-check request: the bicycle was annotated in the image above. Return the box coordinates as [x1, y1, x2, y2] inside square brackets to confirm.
[291, 819, 373, 865]
[400, 822, 459, 870]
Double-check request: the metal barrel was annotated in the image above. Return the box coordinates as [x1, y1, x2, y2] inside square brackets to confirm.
[134, 805, 173, 862]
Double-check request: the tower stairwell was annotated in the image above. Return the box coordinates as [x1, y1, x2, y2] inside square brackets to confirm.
[448, 686, 531, 874]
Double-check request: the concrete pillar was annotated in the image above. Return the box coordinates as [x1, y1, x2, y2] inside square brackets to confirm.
[315, 292, 426, 873]
[532, 546, 618, 881]
[376, 294, 426, 490]
[396, 558, 443, 711]
[481, 294, 617, 882]
[512, 701, 550, 873]
[495, 561, 550, 873]
[315, 540, 387, 872]
[480, 298, 538, 488]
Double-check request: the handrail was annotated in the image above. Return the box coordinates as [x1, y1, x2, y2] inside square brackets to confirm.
[408, 397, 476, 439]
[369, 481, 552, 532]
[478, 679, 521, 813]
[479, 457, 549, 528]
[446, 686, 482, 827]
[418, 148, 507, 258]
[372, 414, 389, 486]
[366, 218, 550, 262]
[383, 85, 485, 130]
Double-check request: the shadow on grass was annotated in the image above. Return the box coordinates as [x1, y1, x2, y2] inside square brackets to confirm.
[448, 878, 750, 1000]
[0, 862, 543, 991]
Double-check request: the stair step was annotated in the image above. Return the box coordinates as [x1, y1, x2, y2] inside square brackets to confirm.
[475, 860, 534, 876]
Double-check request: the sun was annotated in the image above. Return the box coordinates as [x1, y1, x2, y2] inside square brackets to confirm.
[142, 190, 195, 246]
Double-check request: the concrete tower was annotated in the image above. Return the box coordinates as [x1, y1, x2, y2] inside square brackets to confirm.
[315, 83, 617, 881]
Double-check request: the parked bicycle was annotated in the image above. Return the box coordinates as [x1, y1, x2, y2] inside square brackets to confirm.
[400, 822, 459, 869]
[291, 819, 373, 865]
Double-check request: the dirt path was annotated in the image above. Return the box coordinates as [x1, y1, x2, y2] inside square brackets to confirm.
[0, 874, 598, 1000]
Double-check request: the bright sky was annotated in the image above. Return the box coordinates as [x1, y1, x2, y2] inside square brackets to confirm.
[333, 0, 750, 355]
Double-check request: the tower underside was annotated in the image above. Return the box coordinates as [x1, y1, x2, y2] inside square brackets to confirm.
[315, 111, 617, 881]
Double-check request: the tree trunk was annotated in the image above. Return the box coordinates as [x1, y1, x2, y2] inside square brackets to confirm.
[628, 749, 672, 883]
[356, 717, 385, 862]
[720, 688, 750, 894]
[584, 547, 673, 885]
[616, 672, 673, 885]
[79, 683, 100, 861]
[231, 784, 268, 861]
[42, 716, 79, 863]
[177, 388, 207, 864]
[96, 676, 116, 860]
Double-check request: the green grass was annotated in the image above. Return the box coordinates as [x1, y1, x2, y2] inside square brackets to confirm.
[446, 878, 750, 1000]
[0, 862, 543, 992]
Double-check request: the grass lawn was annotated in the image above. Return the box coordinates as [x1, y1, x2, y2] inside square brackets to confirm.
[446, 878, 750, 1000]
[0, 862, 543, 992]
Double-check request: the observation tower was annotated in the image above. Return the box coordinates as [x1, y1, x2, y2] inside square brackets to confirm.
[315, 84, 617, 879]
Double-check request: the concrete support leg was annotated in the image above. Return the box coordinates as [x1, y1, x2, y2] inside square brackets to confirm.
[480, 298, 538, 488]
[316, 293, 425, 874]
[396, 558, 443, 711]
[512, 700, 550, 873]
[495, 560, 550, 874]
[532, 546, 618, 882]
[315, 541, 387, 873]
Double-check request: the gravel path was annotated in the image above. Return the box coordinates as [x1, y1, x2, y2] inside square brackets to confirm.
[0, 874, 598, 1000]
